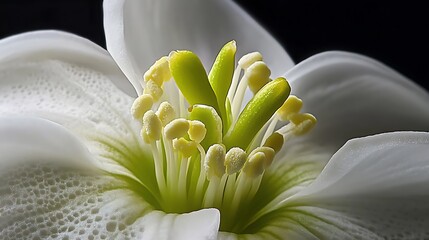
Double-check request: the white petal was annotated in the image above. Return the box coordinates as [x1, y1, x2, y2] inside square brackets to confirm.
[138, 209, 220, 240]
[285, 132, 429, 239]
[0, 117, 220, 239]
[104, 0, 294, 94]
[0, 30, 135, 96]
[0, 31, 149, 178]
[0, 117, 92, 167]
[0, 117, 148, 238]
[286, 51, 429, 153]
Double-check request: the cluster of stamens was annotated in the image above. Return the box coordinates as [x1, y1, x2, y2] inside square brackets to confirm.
[129, 41, 316, 226]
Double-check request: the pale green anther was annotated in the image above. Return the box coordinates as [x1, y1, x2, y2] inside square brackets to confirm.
[156, 102, 176, 126]
[142, 110, 162, 143]
[204, 144, 226, 180]
[169, 51, 220, 115]
[173, 137, 197, 158]
[164, 118, 189, 140]
[246, 61, 271, 94]
[242, 152, 266, 178]
[238, 52, 263, 69]
[224, 147, 247, 175]
[277, 95, 303, 121]
[188, 104, 222, 150]
[188, 120, 207, 143]
[143, 80, 163, 101]
[131, 94, 153, 120]
[263, 132, 284, 153]
[223, 77, 291, 150]
[289, 113, 317, 136]
[249, 146, 275, 167]
[208, 40, 236, 131]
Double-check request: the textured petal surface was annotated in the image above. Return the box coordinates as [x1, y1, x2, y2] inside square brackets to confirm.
[286, 51, 429, 154]
[104, 0, 293, 94]
[282, 132, 429, 239]
[0, 31, 152, 181]
[0, 30, 135, 96]
[0, 117, 220, 240]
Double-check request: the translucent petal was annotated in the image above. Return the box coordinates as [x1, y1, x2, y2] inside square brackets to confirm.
[0, 118, 220, 239]
[0, 31, 151, 181]
[286, 51, 429, 154]
[285, 132, 429, 239]
[103, 0, 294, 94]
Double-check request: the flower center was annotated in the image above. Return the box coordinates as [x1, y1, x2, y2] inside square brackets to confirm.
[130, 41, 316, 233]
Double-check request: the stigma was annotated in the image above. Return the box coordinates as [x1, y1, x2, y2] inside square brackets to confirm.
[129, 41, 316, 215]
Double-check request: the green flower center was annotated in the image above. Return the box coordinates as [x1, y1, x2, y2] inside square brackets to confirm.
[130, 41, 316, 233]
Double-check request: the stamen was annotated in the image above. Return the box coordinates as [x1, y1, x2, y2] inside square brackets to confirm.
[227, 52, 262, 107]
[238, 52, 263, 69]
[227, 66, 242, 104]
[242, 152, 266, 178]
[172, 137, 197, 158]
[224, 147, 247, 175]
[143, 80, 164, 101]
[130, 94, 153, 120]
[141, 110, 162, 143]
[143, 56, 171, 86]
[263, 132, 284, 153]
[156, 101, 176, 126]
[247, 61, 271, 94]
[231, 61, 271, 118]
[277, 95, 303, 121]
[261, 95, 303, 143]
[249, 146, 275, 167]
[204, 144, 226, 180]
[188, 120, 207, 143]
[164, 118, 189, 140]
[288, 113, 317, 136]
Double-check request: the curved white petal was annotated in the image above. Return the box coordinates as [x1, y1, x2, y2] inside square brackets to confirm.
[0, 117, 220, 239]
[286, 51, 429, 154]
[0, 30, 135, 96]
[0, 117, 92, 167]
[139, 209, 220, 240]
[285, 132, 429, 239]
[104, 0, 294, 94]
[0, 31, 152, 181]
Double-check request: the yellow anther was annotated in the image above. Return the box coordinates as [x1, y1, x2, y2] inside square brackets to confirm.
[142, 110, 162, 143]
[242, 152, 266, 178]
[224, 147, 247, 175]
[245, 61, 271, 94]
[249, 146, 275, 167]
[143, 80, 164, 101]
[263, 132, 284, 153]
[188, 120, 207, 143]
[130, 94, 153, 120]
[204, 144, 226, 180]
[173, 137, 197, 158]
[277, 95, 303, 121]
[164, 118, 189, 140]
[143, 56, 171, 86]
[289, 113, 317, 136]
[156, 102, 176, 126]
[238, 52, 263, 69]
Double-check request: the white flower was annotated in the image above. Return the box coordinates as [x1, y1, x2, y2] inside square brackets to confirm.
[1, 0, 429, 239]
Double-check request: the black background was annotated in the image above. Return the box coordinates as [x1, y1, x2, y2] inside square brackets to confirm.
[1, 1, 428, 90]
